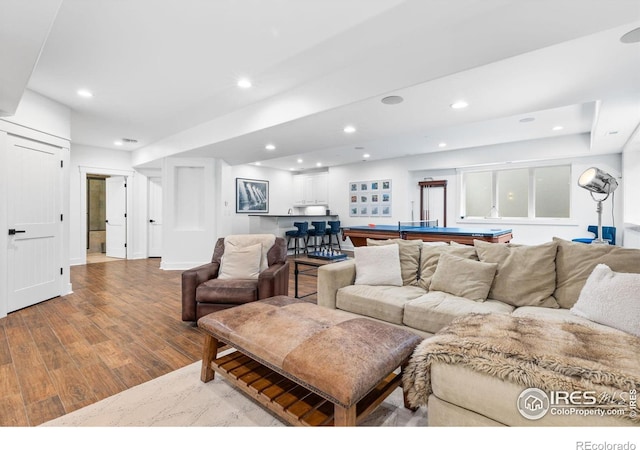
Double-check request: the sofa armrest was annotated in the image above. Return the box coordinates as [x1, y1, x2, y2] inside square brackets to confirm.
[258, 261, 290, 299]
[181, 262, 220, 321]
[317, 259, 356, 310]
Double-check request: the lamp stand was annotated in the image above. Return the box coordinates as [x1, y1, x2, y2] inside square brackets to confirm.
[592, 199, 608, 245]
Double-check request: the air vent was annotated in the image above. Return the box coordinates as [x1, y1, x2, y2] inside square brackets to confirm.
[121, 138, 138, 143]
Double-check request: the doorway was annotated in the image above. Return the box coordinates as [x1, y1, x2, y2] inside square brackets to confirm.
[86, 173, 127, 263]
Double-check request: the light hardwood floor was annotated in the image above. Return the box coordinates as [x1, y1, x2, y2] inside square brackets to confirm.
[0, 257, 318, 426]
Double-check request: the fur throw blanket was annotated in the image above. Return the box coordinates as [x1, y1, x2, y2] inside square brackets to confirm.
[403, 313, 640, 424]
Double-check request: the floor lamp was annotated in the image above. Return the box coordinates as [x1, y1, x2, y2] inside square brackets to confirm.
[578, 167, 618, 245]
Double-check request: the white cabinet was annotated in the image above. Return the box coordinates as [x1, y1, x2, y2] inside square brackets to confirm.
[292, 175, 305, 205]
[293, 172, 329, 205]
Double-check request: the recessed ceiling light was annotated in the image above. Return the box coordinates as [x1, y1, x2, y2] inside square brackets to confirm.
[77, 89, 93, 98]
[114, 141, 123, 146]
[620, 27, 640, 43]
[363, 153, 370, 158]
[265, 144, 276, 151]
[316, 162, 322, 167]
[381, 95, 404, 105]
[552, 126, 564, 131]
[438, 142, 447, 148]
[289, 168, 295, 171]
[297, 158, 303, 163]
[237, 78, 252, 89]
[450, 101, 468, 109]
[255, 162, 261, 166]
[519, 117, 535, 123]
[343, 125, 356, 134]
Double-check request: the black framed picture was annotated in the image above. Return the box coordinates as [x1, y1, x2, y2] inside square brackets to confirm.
[236, 178, 269, 213]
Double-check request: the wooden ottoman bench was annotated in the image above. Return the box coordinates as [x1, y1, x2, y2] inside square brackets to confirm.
[197, 295, 422, 426]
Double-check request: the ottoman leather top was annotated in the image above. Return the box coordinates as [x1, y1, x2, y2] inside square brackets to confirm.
[198, 295, 422, 408]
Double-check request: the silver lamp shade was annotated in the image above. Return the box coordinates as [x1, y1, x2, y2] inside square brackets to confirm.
[578, 167, 618, 194]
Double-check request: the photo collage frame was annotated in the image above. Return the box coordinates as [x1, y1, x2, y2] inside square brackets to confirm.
[349, 179, 392, 217]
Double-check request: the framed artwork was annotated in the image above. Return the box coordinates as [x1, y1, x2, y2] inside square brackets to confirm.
[236, 178, 269, 213]
[349, 179, 392, 217]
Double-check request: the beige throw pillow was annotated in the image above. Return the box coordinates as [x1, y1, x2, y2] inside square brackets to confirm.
[553, 237, 640, 309]
[474, 240, 559, 308]
[218, 242, 263, 280]
[430, 253, 498, 301]
[354, 243, 403, 286]
[571, 264, 640, 337]
[418, 244, 478, 290]
[366, 238, 421, 286]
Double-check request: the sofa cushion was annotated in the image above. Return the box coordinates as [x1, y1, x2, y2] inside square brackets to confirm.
[418, 244, 478, 290]
[430, 253, 498, 301]
[553, 237, 640, 309]
[474, 240, 559, 308]
[336, 284, 426, 325]
[367, 238, 422, 286]
[218, 242, 262, 280]
[570, 264, 640, 337]
[511, 305, 620, 334]
[354, 244, 403, 286]
[403, 291, 514, 334]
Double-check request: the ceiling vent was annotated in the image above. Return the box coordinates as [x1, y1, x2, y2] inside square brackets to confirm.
[121, 138, 138, 143]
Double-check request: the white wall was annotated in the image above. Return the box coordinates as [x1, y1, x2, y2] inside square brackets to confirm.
[225, 165, 295, 235]
[329, 134, 624, 247]
[160, 157, 217, 270]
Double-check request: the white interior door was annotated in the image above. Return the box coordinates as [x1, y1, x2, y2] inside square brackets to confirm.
[148, 176, 163, 257]
[7, 135, 62, 312]
[106, 176, 127, 258]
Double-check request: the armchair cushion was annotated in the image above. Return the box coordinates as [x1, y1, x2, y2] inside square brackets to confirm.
[218, 242, 262, 280]
[196, 278, 258, 305]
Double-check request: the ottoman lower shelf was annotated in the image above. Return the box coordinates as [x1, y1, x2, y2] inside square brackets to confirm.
[211, 349, 403, 426]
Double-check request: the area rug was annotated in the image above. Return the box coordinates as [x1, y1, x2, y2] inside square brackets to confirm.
[41, 352, 427, 427]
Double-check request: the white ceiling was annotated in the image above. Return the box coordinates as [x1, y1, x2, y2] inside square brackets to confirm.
[4, 0, 640, 171]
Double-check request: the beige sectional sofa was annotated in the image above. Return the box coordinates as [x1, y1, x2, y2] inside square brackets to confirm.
[317, 237, 640, 426]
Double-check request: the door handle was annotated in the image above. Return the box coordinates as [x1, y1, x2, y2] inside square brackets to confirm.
[149, 219, 155, 223]
[8, 229, 26, 235]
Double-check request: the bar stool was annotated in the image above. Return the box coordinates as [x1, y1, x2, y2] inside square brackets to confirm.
[306, 221, 327, 253]
[285, 222, 309, 255]
[325, 220, 341, 251]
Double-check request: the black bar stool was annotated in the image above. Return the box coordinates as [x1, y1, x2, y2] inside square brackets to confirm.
[306, 221, 327, 253]
[285, 222, 309, 255]
[325, 220, 341, 251]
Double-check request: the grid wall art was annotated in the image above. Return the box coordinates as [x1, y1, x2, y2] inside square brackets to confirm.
[349, 179, 392, 217]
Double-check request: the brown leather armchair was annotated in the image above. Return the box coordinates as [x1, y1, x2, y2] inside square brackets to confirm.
[181, 236, 289, 322]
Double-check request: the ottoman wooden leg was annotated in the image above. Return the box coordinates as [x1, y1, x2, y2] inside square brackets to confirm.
[201, 334, 219, 383]
[334, 404, 357, 426]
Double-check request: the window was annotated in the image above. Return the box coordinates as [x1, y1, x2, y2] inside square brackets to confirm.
[462, 165, 571, 220]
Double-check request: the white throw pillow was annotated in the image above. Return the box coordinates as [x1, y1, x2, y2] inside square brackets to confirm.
[354, 243, 402, 286]
[570, 264, 640, 337]
[218, 242, 263, 280]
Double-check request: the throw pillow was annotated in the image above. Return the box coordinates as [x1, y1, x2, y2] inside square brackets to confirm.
[354, 243, 403, 286]
[570, 264, 640, 337]
[224, 234, 275, 272]
[218, 242, 263, 280]
[366, 238, 422, 286]
[429, 253, 498, 301]
[418, 244, 478, 290]
[553, 237, 640, 309]
[474, 240, 559, 308]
